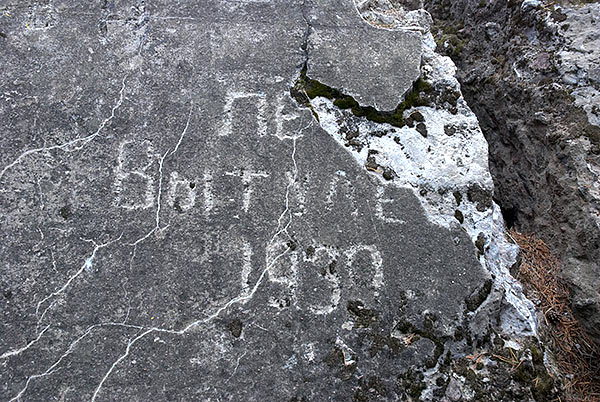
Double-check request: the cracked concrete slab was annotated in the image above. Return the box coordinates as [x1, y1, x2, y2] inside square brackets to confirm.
[305, 0, 423, 110]
[0, 1, 501, 401]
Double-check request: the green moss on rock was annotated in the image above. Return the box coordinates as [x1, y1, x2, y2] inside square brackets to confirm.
[291, 67, 433, 128]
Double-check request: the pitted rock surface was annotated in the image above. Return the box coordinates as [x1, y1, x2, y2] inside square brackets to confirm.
[0, 1, 536, 401]
[422, 0, 600, 345]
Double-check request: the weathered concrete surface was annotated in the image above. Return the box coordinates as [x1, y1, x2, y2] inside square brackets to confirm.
[0, 1, 540, 401]
[306, 0, 423, 110]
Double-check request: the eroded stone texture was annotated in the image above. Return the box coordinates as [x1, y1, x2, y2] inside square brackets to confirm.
[0, 1, 516, 401]
[422, 0, 600, 346]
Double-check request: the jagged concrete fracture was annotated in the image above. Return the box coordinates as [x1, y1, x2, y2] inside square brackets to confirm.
[305, 0, 422, 110]
[0, 1, 539, 401]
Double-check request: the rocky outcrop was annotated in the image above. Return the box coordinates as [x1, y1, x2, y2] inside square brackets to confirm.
[0, 0, 559, 400]
[420, 0, 600, 345]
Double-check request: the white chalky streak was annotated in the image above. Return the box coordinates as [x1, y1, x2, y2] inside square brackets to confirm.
[155, 150, 169, 230]
[36, 299, 59, 332]
[229, 350, 248, 378]
[203, 172, 214, 216]
[0, 325, 50, 360]
[240, 240, 254, 299]
[170, 103, 194, 156]
[90, 329, 155, 402]
[89, 120, 313, 402]
[128, 227, 157, 271]
[0, 77, 127, 182]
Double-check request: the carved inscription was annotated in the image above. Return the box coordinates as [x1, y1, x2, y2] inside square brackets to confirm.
[111, 90, 403, 316]
[266, 242, 384, 314]
[167, 171, 197, 212]
[218, 91, 267, 138]
[114, 140, 157, 210]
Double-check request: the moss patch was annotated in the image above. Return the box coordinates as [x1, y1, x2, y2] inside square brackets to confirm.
[432, 20, 467, 59]
[395, 315, 445, 369]
[226, 318, 243, 338]
[398, 369, 426, 399]
[59, 205, 72, 220]
[291, 66, 432, 128]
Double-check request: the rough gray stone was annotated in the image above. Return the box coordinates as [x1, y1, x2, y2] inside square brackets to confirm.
[0, 1, 501, 401]
[423, 0, 600, 346]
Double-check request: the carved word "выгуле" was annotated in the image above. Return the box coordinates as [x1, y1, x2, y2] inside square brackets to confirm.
[114, 142, 403, 224]
[111, 90, 404, 314]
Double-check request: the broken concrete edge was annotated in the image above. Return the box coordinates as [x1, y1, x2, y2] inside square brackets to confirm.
[303, 0, 425, 111]
[291, 64, 432, 128]
[289, 25, 538, 343]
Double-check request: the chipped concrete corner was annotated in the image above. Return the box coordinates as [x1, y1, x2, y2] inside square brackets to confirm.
[1, 0, 552, 401]
[304, 1, 423, 111]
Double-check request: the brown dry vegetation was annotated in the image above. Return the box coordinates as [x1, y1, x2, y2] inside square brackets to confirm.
[510, 231, 600, 401]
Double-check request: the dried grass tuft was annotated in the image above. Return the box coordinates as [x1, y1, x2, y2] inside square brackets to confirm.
[510, 231, 600, 402]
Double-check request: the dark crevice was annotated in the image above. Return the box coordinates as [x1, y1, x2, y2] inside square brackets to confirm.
[499, 202, 519, 229]
[300, 0, 311, 66]
[422, 0, 600, 358]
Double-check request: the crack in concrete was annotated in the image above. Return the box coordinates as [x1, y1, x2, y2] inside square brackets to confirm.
[3, 102, 196, 397]
[300, 0, 312, 68]
[0, 325, 50, 360]
[34, 235, 124, 325]
[292, 66, 432, 128]
[0, 77, 128, 183]
[88, 119, 313, 402]
[7, 322, 146, 402]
